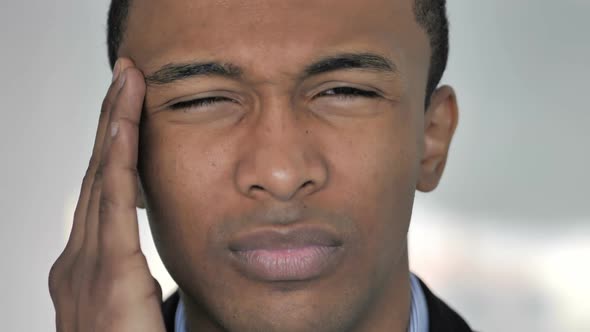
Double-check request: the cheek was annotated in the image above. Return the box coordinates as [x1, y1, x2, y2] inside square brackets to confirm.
[138, 120, 234, 271]
[327, 113, 419, 257]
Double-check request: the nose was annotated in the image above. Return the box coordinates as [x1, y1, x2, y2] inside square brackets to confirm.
[234, 106, 328, 202]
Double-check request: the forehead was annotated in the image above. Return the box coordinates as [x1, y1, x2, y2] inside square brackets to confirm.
[120, 0, 428, 78]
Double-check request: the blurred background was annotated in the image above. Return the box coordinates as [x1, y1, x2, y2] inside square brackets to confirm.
[1, 0, 588, 330]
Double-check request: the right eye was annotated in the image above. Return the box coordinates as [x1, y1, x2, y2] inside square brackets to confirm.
[315, 86, 380, 100]
[169, 96, 237, 111]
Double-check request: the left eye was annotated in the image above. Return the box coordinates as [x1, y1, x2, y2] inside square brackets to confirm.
[316, 87, 380, 99]
[169, 96, 236, 111]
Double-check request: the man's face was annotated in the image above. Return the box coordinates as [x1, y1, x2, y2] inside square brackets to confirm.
[119, 0, 447, 331]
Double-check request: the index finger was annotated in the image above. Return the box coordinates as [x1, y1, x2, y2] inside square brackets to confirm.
[97, 65, 147, 258]
[62, 58, 136, 256]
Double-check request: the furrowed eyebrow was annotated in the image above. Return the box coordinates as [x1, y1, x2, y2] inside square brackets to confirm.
[302, 52, 397, 78]
[145, 62, 243, 85]
[144, 52, 395, 86]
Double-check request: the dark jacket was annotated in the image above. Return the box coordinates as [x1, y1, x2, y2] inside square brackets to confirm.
[162, 278, 474, 332]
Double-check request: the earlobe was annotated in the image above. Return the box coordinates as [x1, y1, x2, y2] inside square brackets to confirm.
[417, 85, 459, 192]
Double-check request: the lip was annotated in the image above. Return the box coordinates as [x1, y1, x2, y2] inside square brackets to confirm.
[228, 226, 344, 282]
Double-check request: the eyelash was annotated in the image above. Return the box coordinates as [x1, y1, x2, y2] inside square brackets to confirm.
[315, 87, 380, 99]
[169, 87, 379, 110]
[169, 96, 237, 110]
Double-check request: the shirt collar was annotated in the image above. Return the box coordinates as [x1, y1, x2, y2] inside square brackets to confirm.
[409, 272, 430, 332]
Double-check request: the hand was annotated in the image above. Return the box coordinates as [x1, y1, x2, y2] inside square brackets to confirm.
[49, 58, 166, 332]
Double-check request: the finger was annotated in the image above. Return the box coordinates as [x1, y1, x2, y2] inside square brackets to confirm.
[97, 66, 147, 258]
[60, 58, 134, 259]
[50, 59, 135, 332]
[153, 277, 163, 302]
[80, 58, 137, 257]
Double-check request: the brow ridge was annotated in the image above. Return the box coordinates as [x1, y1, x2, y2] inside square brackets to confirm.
[145, 52, 396, 86]
[145, 62, 243, 85]
[302, 52, 397, 78]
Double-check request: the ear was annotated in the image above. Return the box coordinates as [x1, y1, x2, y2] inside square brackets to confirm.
[417, 85, 459, 192]
[136, 175, 146, 209]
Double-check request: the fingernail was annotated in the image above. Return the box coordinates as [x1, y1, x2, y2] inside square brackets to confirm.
[112, 59, 121, 82]
[110, 122, 119, 137]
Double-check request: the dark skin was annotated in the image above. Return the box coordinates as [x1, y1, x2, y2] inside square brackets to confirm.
[49, 0, 458, 331]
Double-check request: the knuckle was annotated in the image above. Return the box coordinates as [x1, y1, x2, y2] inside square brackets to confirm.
[90, 173, 103, 196]
[101, 160, 139, 182]
[118, 116, 139, 130]
[48, 266, 60, 295]
[98, 152, 110, 170]
[99, 194, 119, 215]
[93, 163, 104, 182]
[98, 190, 135, 219]
[92, 255, 151, 303]
[101, 96, 113, 114]
[48, 258, 67, 296]
[82, 166, 97, 187]
[123, 165, 139, 177]
[98, 154, 116, 176]
[82, 168, 93, 185]
[87, 153, 101, 172]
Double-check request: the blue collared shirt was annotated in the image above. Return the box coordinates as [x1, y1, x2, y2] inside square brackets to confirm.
[175, 273, 429, 332]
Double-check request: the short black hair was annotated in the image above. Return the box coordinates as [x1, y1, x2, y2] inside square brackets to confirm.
[107, 0, 448, 106]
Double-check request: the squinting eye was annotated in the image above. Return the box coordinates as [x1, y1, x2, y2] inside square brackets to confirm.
[316, 87, 380, 99]
[169, 96, 237, 111]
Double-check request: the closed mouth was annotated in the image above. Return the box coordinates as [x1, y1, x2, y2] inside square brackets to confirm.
[228, 226, 344, 282]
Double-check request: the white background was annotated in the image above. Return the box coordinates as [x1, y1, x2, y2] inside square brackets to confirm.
[1, 0, 589, 331]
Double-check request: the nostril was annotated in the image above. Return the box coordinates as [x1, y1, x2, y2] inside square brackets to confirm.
[250, 184, 265, 192]
[298, 180, 316, 195]
[302, 180, 314, 189]
[246, 185, 266, 199]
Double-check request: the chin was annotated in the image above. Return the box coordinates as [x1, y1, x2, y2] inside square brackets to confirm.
[218, 304, 349, 332]
[196, 275, 366, 332]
